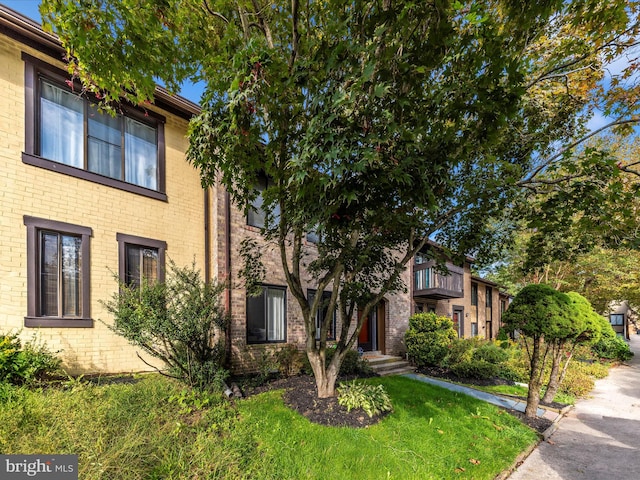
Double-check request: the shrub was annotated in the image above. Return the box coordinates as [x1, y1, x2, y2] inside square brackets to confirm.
[592, 335, 633, 361]
[442, 338, 475, 368]
[473, 343, 510, 365]
[451, 360, 499, 379]
[559, 364, 595, 397]
[0, 333, 61, 385]
[404, 313, 457, 367]
[276, 344, 302, 377]
[337, 381, 392, 417]
[103, 261, 229, 390]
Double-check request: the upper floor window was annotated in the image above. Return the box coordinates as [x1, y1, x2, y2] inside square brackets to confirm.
[485, 286, 492, 307]
[117, 234, 166, 288]
[247, 174, 280, 228]
[24, 216, 92, 328]
[471, 283, 478, 306]
[609, 314, 624, 326]
[22, 53, 166, 201]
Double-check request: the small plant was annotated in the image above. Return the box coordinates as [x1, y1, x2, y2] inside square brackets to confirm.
[0, 332, 61, 385]
[337, 381, 392, 417]
[404, 312, 457, 367]
[301, 347, 372, 377]
[275, 344, 302, 377]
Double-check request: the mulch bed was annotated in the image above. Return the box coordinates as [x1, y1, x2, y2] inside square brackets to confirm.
[236, 371, 556, 433]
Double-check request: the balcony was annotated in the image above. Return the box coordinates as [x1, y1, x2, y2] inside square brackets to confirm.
[413, 262, 464, 299]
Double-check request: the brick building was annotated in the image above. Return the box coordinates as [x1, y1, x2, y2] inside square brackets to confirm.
[0, 4, 508, 375]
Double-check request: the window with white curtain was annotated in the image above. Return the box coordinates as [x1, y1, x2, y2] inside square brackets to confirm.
[22, 54, 166, 200]
[39, 79, 159, 190]
[246, 285, 286, 343]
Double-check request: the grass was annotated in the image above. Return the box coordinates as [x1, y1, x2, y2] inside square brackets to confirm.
[0, 375, 538, 479]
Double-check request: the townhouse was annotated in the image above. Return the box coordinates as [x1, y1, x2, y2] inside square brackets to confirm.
[0, 4, 508, 375]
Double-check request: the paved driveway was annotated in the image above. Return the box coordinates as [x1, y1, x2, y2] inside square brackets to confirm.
[509, 335, 640, 479]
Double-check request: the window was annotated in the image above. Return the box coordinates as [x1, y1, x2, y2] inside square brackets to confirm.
[117, 234, 166, 288]
[308, 290, 336, 340]
[247, 285, 286, 343]
[610, 314, 624, 326]
[471, 283, 478, 306]
[471, 322, 478, 337]
[486, 286, 492, 307]
[247, 174, 280, 228]
[24, 216, 92, 327]
[22, 53, 166, 201]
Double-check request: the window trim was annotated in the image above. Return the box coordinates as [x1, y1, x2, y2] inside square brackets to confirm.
[471, 283, 478, 306]
[22, 52, 167, 202]
[609, 314, 624, 326]
[246, 284, 287, 344]
[116, 233, 167, 285]
[24, 216, 93, 327]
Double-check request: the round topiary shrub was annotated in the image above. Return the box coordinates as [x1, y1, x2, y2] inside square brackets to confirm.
[404, 312, 457, 367]
[451, 359, 499, 379]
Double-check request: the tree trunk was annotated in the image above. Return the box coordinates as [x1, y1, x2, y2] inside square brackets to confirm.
[525, 337, 544, 418]
[543, 346, 574, 403]
[542, 342, 563, 403]
[306, 349, 340, 398]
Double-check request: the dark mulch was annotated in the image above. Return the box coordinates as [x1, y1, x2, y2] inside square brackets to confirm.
[237, 374, 388, 428]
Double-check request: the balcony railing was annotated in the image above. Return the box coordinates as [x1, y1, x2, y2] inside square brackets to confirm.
[413, 262, 464, 299]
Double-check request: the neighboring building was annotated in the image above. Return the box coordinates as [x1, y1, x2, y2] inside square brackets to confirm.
[608, 301, 638, 340]
[0, 5, 205, 373]
[0, 5, 508, 376]
[412, 248, 510, 340]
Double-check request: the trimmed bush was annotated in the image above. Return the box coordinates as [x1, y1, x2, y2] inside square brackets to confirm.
[473, 343, 510, 365]
[337, 381, 392, 417]
[442, 338, 475, 368]
[405, 313, 457, 367]
[559, 365, 595, 397]
[0, 333, 61, 385]
[276, 344, 302, 377]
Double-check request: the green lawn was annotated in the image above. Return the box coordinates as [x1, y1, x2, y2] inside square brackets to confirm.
[0, 375, 538, 479]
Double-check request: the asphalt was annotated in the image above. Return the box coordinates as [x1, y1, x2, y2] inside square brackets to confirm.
[509, 334, 640, 479]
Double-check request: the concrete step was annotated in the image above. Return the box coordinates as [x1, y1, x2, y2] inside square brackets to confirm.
[363, 355, 414, 376]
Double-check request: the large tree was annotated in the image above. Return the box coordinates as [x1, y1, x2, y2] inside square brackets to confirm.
[42, 0, 639, 397]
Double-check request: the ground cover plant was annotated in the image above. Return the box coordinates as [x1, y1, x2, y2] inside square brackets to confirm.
[0, 374, 537, 479]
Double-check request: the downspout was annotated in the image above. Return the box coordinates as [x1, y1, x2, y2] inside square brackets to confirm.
[224, 190, 233, 368]
[204, 188, 211, 284]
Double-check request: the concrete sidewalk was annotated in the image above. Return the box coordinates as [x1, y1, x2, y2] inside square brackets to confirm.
[509, 335, 640, 479]
[404, 373, 563, 423]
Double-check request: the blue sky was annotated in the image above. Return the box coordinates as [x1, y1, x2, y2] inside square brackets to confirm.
[3, 0, 205, 104]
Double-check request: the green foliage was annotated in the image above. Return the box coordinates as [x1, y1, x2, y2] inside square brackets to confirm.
[592, 335, 634, 361]
[451, 360, 499, 380]
[337, 381, 392, 417]
[559, 365, 595, 397]
[0, 333, 61, 385]
[502, 284, 573, 339]
[275, 344, 302, 378]
[473, 343, 510, 365]
[405, 313, 457, 367]
[442, 338, 476, 367]
[103, 261, 228, 390]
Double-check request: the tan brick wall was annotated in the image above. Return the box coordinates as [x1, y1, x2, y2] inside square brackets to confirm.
[0, 35, 207, 374]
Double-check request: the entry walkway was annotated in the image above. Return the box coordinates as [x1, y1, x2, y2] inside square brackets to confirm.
[404, 373, 562, 422]
[509, 335, 640, 479]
